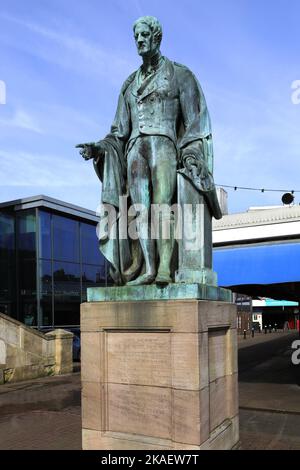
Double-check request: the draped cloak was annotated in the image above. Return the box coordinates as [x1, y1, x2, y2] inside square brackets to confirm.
[93, 57, 222, 285]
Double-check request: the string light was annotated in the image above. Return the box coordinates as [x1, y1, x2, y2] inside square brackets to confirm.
[216, 184, 299, 194]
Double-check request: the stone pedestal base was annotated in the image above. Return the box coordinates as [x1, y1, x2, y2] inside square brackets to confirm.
[81, 299, 239, 450]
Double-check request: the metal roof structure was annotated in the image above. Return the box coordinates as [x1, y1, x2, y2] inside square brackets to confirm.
[213, 205, 300, 246]
[0, 195, 99, 223]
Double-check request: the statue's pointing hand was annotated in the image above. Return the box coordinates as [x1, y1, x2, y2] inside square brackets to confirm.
[76, 141, 106, 161]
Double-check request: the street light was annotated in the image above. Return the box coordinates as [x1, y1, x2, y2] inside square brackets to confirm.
[282, 193, 295, 205]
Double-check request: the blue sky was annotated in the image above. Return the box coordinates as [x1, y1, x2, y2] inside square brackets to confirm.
[0, 0, 299, 213]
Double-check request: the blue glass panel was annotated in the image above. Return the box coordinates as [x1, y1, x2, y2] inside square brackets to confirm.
[0, 213, 16, 302]
[53, 261, 80, 326]
[40, 260, 52, 296]
[40, 300, 52, 327]
[39, 211, 51, 259]
[53, 215, 79, 263]
[19, 258, 37, 326]
[40, 260, 53, 326]
[0, 213, 15, 257]
[82, 264, 106, 301]
[54, 298, 80, 327]
[17, 210, 36, 259]
[19, 258, 36, 291]
[81, 223, 103, 265]
[53, 262, 80, 297]
[0, 260, 15, 300]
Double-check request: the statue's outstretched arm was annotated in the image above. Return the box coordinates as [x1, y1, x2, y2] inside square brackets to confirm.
[75, 141, 106, 161]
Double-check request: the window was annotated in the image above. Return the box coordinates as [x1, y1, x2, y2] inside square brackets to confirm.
[40, 260, 52, 296]
[19, 258, 37, 326]
[53, 261, 80, 326]
[19, 259, 36, 293]
[54, 298, 80, 327]
[17, 210, 36, 259]
[0, 260, 15, 300]
[21, 300, 37, 327]
[0, 213, 16, 302]
[0, 213, 15, 259]
[81, 223, 103, 265]
[53, 215, 79, 262]
[53, 262, 80, 296]
[39, 211, 51, 259]
[82, 264, 106, 301]
[40, 260, 53, 326]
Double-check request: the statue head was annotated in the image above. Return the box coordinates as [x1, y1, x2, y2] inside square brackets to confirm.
[133, 16, 162, 58]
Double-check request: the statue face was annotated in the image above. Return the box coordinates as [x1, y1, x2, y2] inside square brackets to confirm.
[134, 22, 158, 57]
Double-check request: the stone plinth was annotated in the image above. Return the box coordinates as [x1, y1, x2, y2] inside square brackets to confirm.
[45, 329, 74, 375]
[81, 298, 239, 450]
[87, 284, 232, 303]
[0, 313, 73, 384]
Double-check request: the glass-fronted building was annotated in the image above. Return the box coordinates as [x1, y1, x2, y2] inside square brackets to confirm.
[0, 195, 108, 329]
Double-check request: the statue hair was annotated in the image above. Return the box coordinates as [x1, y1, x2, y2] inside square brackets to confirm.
[133, 16, 162, 46]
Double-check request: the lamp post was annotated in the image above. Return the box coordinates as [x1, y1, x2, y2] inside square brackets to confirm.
[294, 307, 300, 338]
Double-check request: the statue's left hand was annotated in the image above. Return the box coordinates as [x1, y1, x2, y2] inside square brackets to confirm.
[184, 155, 199, 180]
[184, 155, 209, 181]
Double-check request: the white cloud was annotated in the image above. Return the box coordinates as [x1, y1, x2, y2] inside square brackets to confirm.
[0, 109, 43, 133]
[0, 13, 135, 83]
[29, 103, 104, 140]
[0, 102, 105, 140]
[0, 149, 97, 188]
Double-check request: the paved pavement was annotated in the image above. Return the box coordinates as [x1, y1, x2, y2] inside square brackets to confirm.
[238, 331, 300, 449]
[240, 409, 300, 450]
[0, 331, 299, 450]
[239, 331, 300, 414]
[0, 373, 81, 450]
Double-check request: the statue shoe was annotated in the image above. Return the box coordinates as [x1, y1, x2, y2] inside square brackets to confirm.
[155, 271, 172, 285]
[126, 272, 156, 286]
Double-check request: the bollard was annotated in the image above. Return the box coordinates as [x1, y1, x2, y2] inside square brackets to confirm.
[243, 329, 247, 340]
[264, 325, 267, 334]
[274, 323, 277, 332]
[269, 324, 272, 333]
[251, 327, 255, 338]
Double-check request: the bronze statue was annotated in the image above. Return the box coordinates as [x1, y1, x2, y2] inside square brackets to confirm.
[77, 16, 221, 286]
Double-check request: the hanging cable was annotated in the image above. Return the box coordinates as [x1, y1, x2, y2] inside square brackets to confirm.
[216, 184, 299, 193]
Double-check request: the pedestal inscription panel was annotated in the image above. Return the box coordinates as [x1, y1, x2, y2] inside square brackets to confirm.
[107, 331, 171, 387]
[108, 383, 172, 439]
[106, 330, 172, 439]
